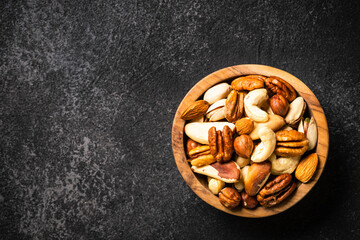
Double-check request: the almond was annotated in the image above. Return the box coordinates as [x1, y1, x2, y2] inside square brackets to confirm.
[235, 118, 254, 135]
[295, 153, 318, 183]
[181, 100, 209, 120]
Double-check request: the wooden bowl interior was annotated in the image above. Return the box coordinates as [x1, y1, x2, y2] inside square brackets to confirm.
[172, 65, 329, 217]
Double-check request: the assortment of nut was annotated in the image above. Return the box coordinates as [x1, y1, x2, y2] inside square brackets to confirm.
[182, 75, 319, 210]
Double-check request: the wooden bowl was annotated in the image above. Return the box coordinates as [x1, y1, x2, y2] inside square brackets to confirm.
[172, 64, 329, 218]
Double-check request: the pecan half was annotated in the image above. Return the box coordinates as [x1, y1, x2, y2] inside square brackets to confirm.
[186, 139, 202, 156]
[264, 76, 297, 102]
[208, 125, 234, 163]
[188, 145, 211, 158]
[188, 145, 215, 167]
[257, 174, 297, 207]
[276, 139, 309, 148]
[274, 130, 309, 157]
[225, 90, 246, 122]
[231, 75, 266, 91]
[276, 130, 306, 142]
[274, 146, 308, 157]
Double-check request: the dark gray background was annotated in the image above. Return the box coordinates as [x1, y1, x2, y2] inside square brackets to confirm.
[1, 0, 359, 239]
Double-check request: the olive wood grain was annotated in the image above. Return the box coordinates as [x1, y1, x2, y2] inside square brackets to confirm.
[172, 64, 329, 218]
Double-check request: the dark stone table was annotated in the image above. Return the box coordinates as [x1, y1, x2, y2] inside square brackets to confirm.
[1, 0, 359, 239]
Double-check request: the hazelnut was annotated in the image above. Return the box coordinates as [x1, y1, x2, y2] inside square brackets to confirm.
[218, 187, 241, 209]
[234, 135, 254, 159]
[270, 94, 289, 117]
[241, 191, 258, 209]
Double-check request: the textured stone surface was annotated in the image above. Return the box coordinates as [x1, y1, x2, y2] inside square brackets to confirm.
[1, 0, 359, 239]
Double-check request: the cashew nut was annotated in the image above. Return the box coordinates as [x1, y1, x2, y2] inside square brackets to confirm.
[244, 88, 269, 123]
[251, 127, 276, 162]
[249, 114, 285, 140]
[268, 153, 301, 175]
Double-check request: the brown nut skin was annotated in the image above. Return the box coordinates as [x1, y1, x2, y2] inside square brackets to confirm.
[219, 187, 241, 209]
[231, 75, 265, 91]
[265, 76, 297, 102]
[234, 135, 254, 159]
[208, 126, 234, 163]
[186, 139, 202, 156]
[270, 94, 289, 117]
[257, 174, 297, 207]
[241, 191, 258, 209]
[211, 161, 241, 181]
[244, 161, 272, 196]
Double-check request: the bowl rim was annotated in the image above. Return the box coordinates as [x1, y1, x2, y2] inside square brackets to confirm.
[171, 64, 329, 218]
